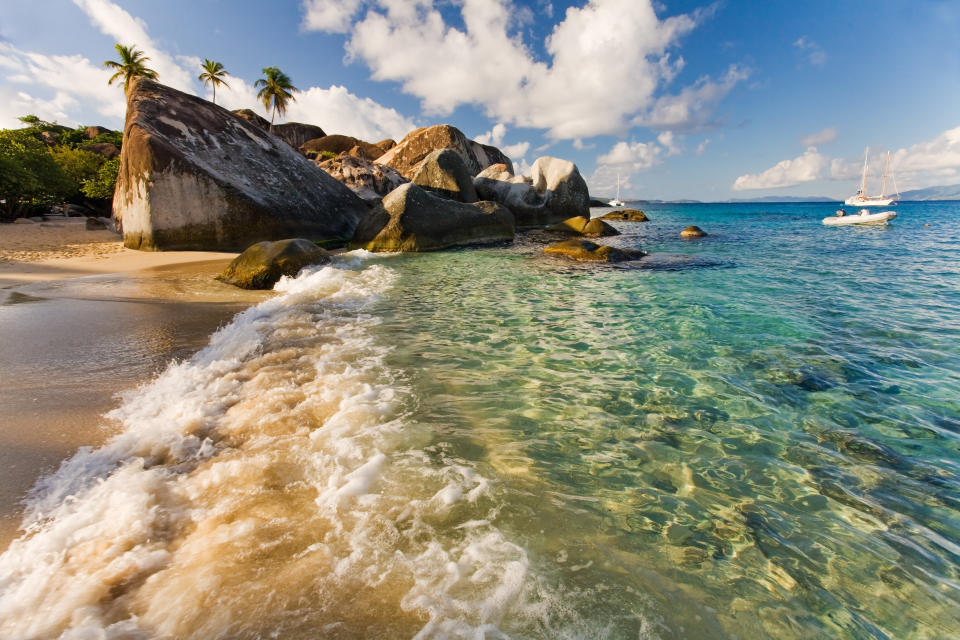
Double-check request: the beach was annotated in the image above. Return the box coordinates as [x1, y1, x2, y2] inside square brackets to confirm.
[0, 220, 267, 548]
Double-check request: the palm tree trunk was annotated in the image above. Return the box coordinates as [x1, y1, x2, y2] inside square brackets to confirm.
[270, 105, 276, 134]
[213, 84, 216, 105]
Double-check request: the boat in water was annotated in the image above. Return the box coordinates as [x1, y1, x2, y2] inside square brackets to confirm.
[608, 173, 625, 207]
[844, 147, 898, 206]
[823, 208, 897, 226]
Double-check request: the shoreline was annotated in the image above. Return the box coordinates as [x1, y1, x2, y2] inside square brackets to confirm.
[0, 224, 269, 550]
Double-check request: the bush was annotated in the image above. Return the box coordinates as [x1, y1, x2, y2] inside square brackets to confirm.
[0, 129, 72, 219]
[82, 158, 120, 200]
[50, 146, 106, 194]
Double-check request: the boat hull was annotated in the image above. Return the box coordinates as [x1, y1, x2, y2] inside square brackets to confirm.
[844, 196, 895, 206]
[823, 210, 897, 226]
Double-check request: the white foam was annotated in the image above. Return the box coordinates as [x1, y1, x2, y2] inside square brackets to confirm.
[0, 262, 547, 639]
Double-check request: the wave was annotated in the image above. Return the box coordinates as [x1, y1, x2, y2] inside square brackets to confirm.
[0, 257, 545, 639]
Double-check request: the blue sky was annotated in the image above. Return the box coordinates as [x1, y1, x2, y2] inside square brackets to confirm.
[1, 0, 958, 201]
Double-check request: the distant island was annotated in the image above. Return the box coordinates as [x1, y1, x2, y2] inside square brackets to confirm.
[590, 183, 960, 204]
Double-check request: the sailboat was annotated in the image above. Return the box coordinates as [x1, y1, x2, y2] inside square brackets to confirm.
[608, 173, 626, 207]
[844, 147, 898, 207]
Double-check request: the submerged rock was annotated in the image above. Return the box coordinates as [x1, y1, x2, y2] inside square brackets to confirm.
[411, 149, 478, 203]
[543, 238, 645, 263]
[316, 155, 408, 204]
[548, 216, 619, 237]
[116, 79, 367, 251]
[377, 124, 512, 179]
[602, 209, 649, 222]
[475, 156, 590, 227]
[680, 225, 708, 238]
[350, 183, 514, 252]
[218, 238, 330, 289]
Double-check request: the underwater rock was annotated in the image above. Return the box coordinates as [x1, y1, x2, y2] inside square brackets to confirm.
[602, 209, 649, 222]
[548, 216, 620, 237]
[543, 238, 645, 262]
[680, 225, 708, 238]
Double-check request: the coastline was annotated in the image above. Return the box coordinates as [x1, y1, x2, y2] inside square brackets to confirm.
[0, 224, 268, 550]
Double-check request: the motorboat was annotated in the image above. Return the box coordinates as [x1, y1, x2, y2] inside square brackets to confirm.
[823, 208, 897, 226]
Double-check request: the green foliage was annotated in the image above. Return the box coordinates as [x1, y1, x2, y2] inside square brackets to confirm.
[0, 129, 72, 218]
[319, 150, 337, 160]
[199, 59, 230, 105]
[81, 158, 120, 200]
[104, 43, 158, 92]
[255, 67, 298, 127]
[87, 130, 123, 148]
[50, 146, 106, 193]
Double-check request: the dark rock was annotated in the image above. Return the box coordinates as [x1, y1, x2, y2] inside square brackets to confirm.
[377, 124, 513, 179]
[84, 142, 120, 159]
[474, 156, 590, 227]
[681, 225, 707, 238]
[602, 208, 648, 222]
[300, 135, 384, 161]
[374, 138, 396, 151]
[115, 78, 367, 251]
[317, 155, 408, 204]
[231, 108, 270, 130]
[350, 183, 514, 252]
[589, 198, 610, 207]
[548, 216, 620, 237]
[543, 238, 645, 263]
[218, 238, 330, 289]
[230, 109, 325, 149]
[85, 217, 107, 230]
[411, 149, 478, 202]
[85, 126, 113, 139]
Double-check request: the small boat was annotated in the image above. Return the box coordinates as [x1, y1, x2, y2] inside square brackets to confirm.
[823, 208, 897, 226]
[844, 147, 898, 206]
[608, 173, 625, 207]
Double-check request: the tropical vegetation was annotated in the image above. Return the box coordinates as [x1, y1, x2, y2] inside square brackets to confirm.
[255, 67, 298, 129]
[198, 59, 230, 105]
[104, 43, 158, 92]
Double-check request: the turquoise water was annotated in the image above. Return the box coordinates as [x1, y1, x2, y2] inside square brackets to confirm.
[1, 202, 957, 639]
[370, 202, 960, 638]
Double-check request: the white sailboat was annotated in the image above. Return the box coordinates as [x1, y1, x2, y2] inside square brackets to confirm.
[844, 147, 898, 207]
[608, 173, 626, 207]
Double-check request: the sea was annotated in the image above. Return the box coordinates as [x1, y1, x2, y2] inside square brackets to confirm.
[1, 201, 958, 639]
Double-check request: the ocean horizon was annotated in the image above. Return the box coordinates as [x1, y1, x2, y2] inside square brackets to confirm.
[1, 201, 958, 638]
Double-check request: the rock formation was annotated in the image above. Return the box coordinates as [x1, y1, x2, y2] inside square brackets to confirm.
[316, 155, 408, 204]
[231, 108, 326, 149]
[543, 239, 646, 263]
[218, 238, 330, 289]
[84, 126, 113, 139]
[351, 183, 514, 252]
[548, 216, 620, 237]
[602, 209, 648, 222]
[411, 149, 478, 203]
[680, 225, 708, 238]
[300, 135, 385, 161]
[376, 124, 513, 179]
[474, 156, 590, 227]
[116, 79, 367, 251]
[84, 142, 120, 159]
[374, 139, 396, 151]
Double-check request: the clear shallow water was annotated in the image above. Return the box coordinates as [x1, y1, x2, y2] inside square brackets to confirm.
[0, 202, 958, 638]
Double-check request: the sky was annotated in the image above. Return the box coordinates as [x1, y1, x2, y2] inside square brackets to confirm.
[1, 0, 959, 201]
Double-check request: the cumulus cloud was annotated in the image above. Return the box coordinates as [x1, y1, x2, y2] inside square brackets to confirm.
[302, 0, 366, 33]
[696, 137, 710, 156]
[475, 122, 507, 146]
[801, 127, 836, 147]
[830, 126, 960, 191]
[657, 130, 680, 155]
[732, 147, 827, 190]
[598, 140, 663, 170]
[794, 36, 827, 67]
[302, 0, 730, 140]
[502, 140, 530, 159]
[637, 64, 749, 132]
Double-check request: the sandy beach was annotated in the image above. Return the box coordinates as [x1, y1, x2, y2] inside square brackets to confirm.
[0, 220, 268, 549]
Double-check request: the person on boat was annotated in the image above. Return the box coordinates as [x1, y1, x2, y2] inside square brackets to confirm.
[836, 209, 846, 217]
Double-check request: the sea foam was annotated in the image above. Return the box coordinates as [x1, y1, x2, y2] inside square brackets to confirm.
[0, 259, 539, 639]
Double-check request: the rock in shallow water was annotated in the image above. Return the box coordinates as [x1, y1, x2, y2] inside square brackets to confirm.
[680, 225, 708, 238]
[548, 216, 620, 237]
[218, 238, 330, 289]
[602, 209, 649, 222]
[543, 238, 645, 262]
[411, 149, 478, 203]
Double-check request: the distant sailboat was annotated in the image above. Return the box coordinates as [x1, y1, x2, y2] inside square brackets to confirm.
[608, 173, 626, 207]
[845, 147, 898, 207]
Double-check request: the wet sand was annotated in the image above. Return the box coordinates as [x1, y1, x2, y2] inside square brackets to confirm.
[0, 242, 270, 549]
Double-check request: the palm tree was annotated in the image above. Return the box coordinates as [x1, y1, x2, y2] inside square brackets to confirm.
[255, 67, 298, 131]
[104, 44, 158, 93]
[198, 59, 230, 105]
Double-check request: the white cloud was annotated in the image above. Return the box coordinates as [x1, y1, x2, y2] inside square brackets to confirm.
[502, 140, 530, 158]
[598, 140, 663, 170]
[302, 0, 366, 33]
[696, 137, 710, 156]
[732, 147, 827, 190]
[793, 36, 827, 67]
[312, 0, 718, 140]
[891, 125, 960, 174]
[657, 130, 680, 155]
[475, 122, 507, 146]
[801, 127, 836, 147]
[637, 64, 749, 132]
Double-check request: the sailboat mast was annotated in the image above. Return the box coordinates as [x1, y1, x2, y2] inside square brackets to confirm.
[881, 151, 890, 198]
[861, 147, 869, 196]
[616, 173, 621, 201]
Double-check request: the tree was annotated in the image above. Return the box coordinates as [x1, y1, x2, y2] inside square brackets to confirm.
[104, 44, 158, 93]
[0, 130, 72, 219]
[81, 158, 120, 200]
[255, 67, 298, 130]
[50, 146, 105, 194]
[198, 59, 230, 105]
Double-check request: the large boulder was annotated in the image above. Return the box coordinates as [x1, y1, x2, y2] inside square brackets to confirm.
[230, 109, 326, 149]
[375, 139, 396, 151]
[231, 109, 270, 129]
[218, 238, 330, 289]
[548, 216, 620, 237]
[300, 135, 385, 161]
[602, 209, 648, 222]
[474, 156, 590, 227]
[116, 79, 367, 251]
[84, 142, 120, 159]
[350, 183, 514, 252]
[411, 149, 478, 203]
[543, 239, 645, 263]
[316, 155, 408, 204]
[85, 125, 113, 139]
[376, 124, 513, 179]
[680, 225, 707, 238]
